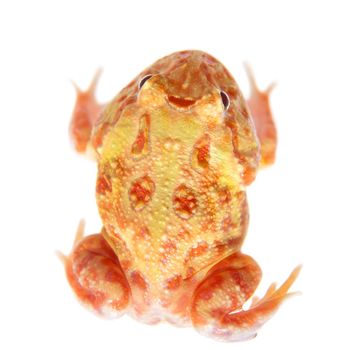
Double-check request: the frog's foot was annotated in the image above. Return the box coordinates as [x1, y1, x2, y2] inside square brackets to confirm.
[69, 69, 104, 155]
[190, 252, 300, 342]
[244, 64, 277, 167]
[59, 222, 130, 318]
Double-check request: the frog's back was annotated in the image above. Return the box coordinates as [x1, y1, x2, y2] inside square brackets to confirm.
[94, 51, 259, 303]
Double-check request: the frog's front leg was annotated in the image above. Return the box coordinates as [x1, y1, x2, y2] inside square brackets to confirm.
[69, 70, 104, 154]
[244, 64, 277, 167]
[190, 252, 300, 342]
[59, 222, 130, 317]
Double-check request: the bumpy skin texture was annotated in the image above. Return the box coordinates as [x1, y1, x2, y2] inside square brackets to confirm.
[63, 50, 299, 341]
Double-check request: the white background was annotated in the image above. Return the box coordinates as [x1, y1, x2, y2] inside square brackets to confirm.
[1, 0, 349, 349]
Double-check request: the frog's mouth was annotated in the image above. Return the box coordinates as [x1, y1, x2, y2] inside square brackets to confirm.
[167, 95, 197, 109]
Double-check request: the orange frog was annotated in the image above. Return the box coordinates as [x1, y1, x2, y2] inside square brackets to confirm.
[61, 50, 300, 341]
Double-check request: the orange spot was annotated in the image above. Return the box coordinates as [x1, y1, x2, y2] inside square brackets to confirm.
[218, 187, 231, 205]
[132, 131, 146, 153]
[161, 239, 177, 264]
[188, 241, 208, 258]
[197, 144, 209, 166]
[165, 275, 182, 290]
[129, 175, 155, 211]
[173, 184, 197, 219]
[191, 134, 211, 171]
[163, 239, 177, 252]
[130, 271, 147, 290]
[131, 113, 150, 157]
[96, 173, 112, 194]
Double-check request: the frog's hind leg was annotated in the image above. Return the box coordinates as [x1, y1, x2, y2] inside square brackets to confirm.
[69, 69, 104, 155]
[190, 252, 300, 342]
[58, 222, 130, 318]
[244, 64, 277, 167]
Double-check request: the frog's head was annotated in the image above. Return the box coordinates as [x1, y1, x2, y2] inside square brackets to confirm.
[93, 50, 260, 184]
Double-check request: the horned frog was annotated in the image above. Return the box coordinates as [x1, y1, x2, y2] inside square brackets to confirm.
[61, 50, 300, 342]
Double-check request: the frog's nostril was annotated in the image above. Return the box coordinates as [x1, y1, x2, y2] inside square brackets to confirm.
[167, 95, 196, 108]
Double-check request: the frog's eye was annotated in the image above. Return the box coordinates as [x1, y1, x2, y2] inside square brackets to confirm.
[138, 74, 153, 90]
[220, 90, 230, 111]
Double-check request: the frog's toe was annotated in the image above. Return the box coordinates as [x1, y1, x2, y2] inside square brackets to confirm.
[190, 252, 301, 342]
[69, 69, 104, 155]
[244, 63, 277, 167]
[62, 232, 131, 318]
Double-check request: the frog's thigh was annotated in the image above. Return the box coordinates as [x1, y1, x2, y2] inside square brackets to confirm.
[190, 251, 300, 342]
[61, 224, 130, 318]
[244, 64, 277, 167]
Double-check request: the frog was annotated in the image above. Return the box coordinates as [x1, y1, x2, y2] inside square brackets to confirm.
[60, 50, 300, 342]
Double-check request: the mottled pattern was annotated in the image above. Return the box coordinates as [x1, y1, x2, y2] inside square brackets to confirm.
[63, 50, 299, 342]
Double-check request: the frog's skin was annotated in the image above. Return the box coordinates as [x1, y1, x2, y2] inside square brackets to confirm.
[63, 50, 300, 342]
